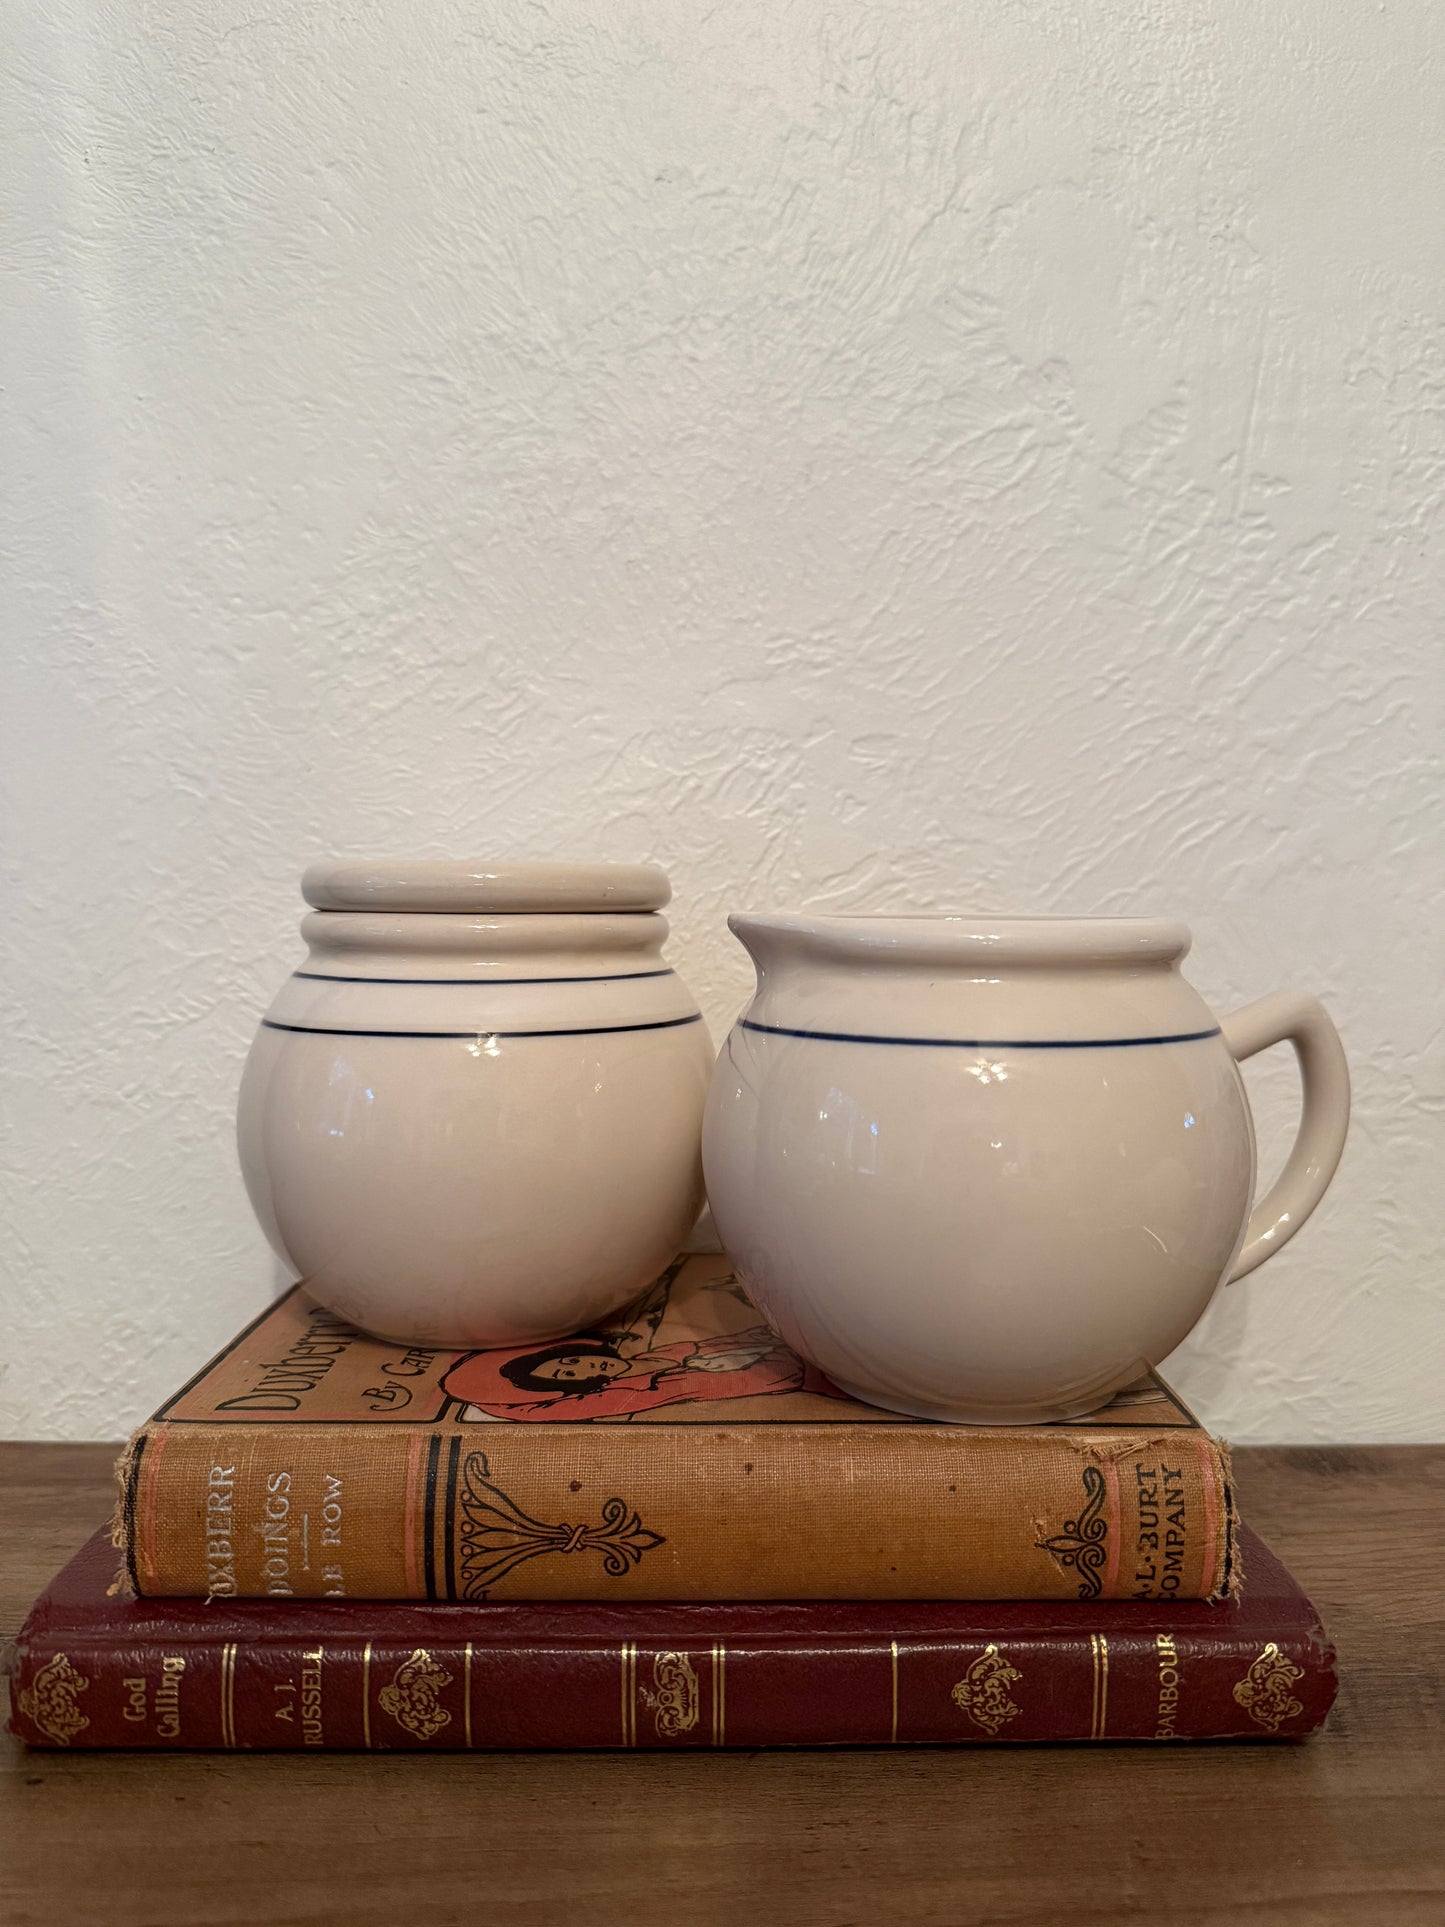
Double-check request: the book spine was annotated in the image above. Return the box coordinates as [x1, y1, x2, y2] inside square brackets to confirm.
[118, 1424, 1236, 1603]
[7, 1620, 1334, 1749]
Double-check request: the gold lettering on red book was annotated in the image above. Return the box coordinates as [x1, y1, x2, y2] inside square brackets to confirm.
[153, 1654, 184, 1741]
[299, 1646, 324, 1745]
[1155, 1632, 1181, 1739]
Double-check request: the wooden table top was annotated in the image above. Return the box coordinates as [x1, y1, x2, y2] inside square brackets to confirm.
[2, 1441, 1442, 1927]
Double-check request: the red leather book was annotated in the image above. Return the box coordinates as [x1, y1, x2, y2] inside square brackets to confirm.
[7, 1526, 1333, 1750]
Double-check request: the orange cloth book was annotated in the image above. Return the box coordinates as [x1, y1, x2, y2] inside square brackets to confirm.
[115, 1254, 1236, 1603]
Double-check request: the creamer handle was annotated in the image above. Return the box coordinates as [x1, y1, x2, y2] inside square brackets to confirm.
[1221, 992, 1350, 1282]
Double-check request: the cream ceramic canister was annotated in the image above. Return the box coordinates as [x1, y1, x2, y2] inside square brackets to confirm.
[237, 860, 712, 1346]
[702, 914, 1350, 1424]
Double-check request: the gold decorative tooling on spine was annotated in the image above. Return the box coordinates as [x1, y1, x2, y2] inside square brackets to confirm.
[641, 1652, 700, 1739]
[711, 1642, 727, 1745]
[950, 1644, 1023, 1738]
[378, 1648, 454, 1741]
[1232, 1642, 1305, 1732]
[464, 1642, 473, 1749]
[1089, 1633, 1110, 1739]
[17, 1653, 90, 1747]
[362, 1641, 373, 1749]
[890, 1641, 900, 1743]
[219, 1642, 236, 1748]
[620, 1642, 639, 1747]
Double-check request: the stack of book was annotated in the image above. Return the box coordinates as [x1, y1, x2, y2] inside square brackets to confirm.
[8, 1254, 1334, 1750]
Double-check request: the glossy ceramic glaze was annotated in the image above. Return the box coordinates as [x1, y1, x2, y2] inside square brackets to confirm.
[237, 860, 712, 1346]
[702, 914, 1350, 1424]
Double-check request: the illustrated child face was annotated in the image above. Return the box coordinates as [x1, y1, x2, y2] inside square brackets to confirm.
[528, 1351, 631, 1384]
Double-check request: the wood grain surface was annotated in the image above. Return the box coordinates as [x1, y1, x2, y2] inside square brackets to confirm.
[2, 1442, 1442, 1927]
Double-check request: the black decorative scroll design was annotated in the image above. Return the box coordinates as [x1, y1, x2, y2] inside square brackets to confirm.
[457, 1451, 665, 1600]
[1035, 1464, 1110, 1600]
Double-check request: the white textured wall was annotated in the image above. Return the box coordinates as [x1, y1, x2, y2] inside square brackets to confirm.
[4, 1, 1442, 1442]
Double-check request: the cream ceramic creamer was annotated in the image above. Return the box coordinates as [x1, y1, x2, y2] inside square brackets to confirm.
[702, 914, 1349, 1424]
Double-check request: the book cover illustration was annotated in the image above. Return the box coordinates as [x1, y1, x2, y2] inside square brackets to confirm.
[152, 1253, 1196, 1432]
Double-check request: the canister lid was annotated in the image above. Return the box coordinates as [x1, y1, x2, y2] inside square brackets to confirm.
[301, 859, 670, 914]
